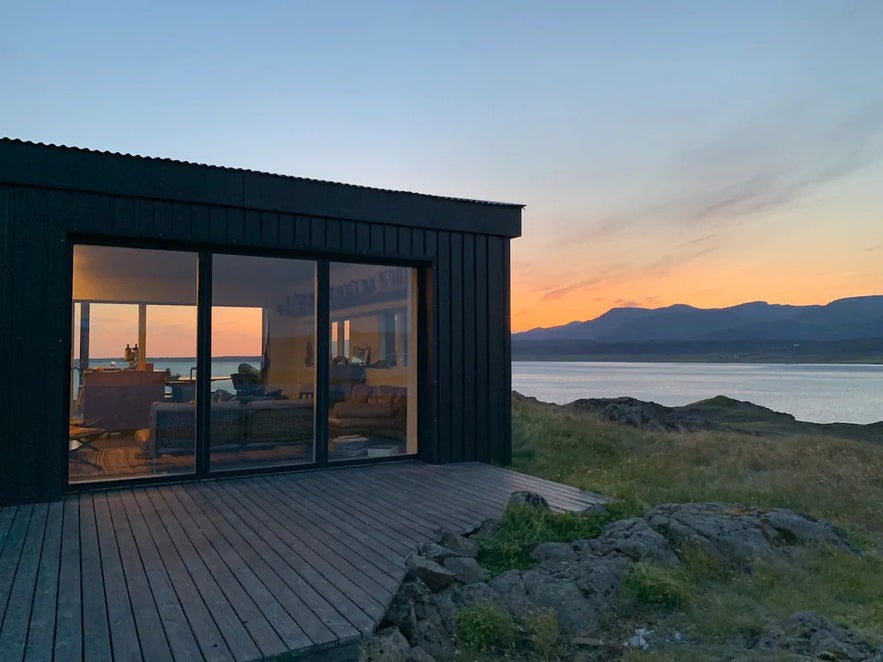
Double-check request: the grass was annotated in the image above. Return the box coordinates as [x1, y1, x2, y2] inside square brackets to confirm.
[512, 397, 883, 553]
[508, 396, 883, 650]
[478, 500, 638, 576]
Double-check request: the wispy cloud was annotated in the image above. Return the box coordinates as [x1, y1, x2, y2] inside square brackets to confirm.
[542, 277, 601, 301]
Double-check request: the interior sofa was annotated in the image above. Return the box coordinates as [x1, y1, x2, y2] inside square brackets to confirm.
[328, 384, 407, 440]
[143, 399, 314, 458]
[81, 369, 166, 432]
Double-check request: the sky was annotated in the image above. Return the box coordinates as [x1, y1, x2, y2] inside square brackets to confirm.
[4, 1, 882, 334]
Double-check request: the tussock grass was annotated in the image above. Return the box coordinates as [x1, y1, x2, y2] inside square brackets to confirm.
[510, 397, 883, 647]
[478, 501, 638, 575]
[512, 398, 883, 553]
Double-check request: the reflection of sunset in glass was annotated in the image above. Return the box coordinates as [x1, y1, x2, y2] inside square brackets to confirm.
[211, 307, 262, 357]
[72, 304, 262, 358]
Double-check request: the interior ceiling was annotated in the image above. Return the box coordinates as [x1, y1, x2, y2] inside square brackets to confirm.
[73, 245, 316, 306]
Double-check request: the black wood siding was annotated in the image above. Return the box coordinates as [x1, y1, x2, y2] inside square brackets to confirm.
[0, 187, 513, 504]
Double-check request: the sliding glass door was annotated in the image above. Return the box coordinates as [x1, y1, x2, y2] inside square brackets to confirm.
[69, 245, 198, 483]
[327, 263, 418, 461]
[210, 254, 317, 470]
[69, 246, 417, 485]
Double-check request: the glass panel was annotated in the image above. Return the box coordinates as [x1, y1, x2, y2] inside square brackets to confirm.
[69, 245, 197, 483]
[210, 254, 316, 470]
[328, 263, 418, 461]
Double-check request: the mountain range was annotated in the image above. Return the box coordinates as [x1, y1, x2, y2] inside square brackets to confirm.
[515, 296, 883, 343]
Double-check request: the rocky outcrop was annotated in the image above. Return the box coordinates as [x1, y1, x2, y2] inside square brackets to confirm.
[753, 611, 883, 661]
[567, 396, 712, 432]
[645, 502, 857, 568]
[362, 495, 873, 661]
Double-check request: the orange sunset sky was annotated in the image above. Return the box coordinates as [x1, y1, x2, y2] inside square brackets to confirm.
[7, 3, 883, 341]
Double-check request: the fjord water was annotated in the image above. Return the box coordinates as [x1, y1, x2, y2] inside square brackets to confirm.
[512, 362, 883, 424]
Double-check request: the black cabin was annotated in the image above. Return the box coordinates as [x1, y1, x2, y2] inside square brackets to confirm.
[0, 139, 522, 505]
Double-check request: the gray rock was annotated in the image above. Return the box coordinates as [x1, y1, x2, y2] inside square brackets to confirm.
[443, 556, 486, 584]
[532, 541, 579, 564]
[450, 581, 494, 607]
[359, 626, 411, 662]
[645, 503, 857, 569]
[508, 490, 550, 510]
[474, 517, 502, 538]
[408, 646, 435, 662]
[571, 556, 633, 601]
[410, 596, 457, 660]
[763, 508, 858, 554]
[384, 578, 431, 640]
[522, 570, 600, 634]
[754, 611, 883, 661]
[436, 530, 480, 558]
[417, 542, 457, 565]
[489, 570, 532, 618]
[406, 556, 455, 593]
[587, 517, 678, 564]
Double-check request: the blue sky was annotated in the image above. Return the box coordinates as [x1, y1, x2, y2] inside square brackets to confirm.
[3, 1, 882, 329]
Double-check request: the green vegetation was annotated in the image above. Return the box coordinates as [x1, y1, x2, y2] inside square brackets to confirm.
[455, 603, 568, 660]
[509, 396, 883, 651]
[512, 397, 883, 553]
[455, 602, 518, 652]
[622, 562, 693, 609]
[478, 501, 637, 576]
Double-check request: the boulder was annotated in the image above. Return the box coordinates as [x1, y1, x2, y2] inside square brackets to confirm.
[359, 626, 411, 662]
[489, 570, 532, 618]
[532, 541, 578, 564]
[645, 503, 857, 568]
[509, 490, 551, 510]
[417, 542, 457, 565]
[585, 517, 678, 564]
[473, 517, 502, 538]
[436, 530, 480, 558]
[522, 570, 600, 634]
[408, 646, 435, 662]
[443, 556, 486, 584]
[754, 611, 883, 661]
[384, 578, 431, 640]
[406, 557, 455, 593]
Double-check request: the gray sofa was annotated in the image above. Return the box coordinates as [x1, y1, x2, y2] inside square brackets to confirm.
[144, 399, 314, 458]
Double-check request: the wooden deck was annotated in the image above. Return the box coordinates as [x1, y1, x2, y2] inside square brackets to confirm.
[0, 461, 603, 661]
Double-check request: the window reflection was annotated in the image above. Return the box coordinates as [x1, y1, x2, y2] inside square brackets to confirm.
[210, 254, 317, 470]
[327, 264, 418, 461]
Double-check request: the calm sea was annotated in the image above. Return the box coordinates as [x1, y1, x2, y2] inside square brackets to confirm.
[512, 361, 883, 425]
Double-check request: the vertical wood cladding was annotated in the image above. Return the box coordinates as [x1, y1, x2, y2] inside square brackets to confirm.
[0, 186, 513, 504]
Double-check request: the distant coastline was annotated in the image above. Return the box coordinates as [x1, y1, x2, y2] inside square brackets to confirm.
[511, 338, 883, 364]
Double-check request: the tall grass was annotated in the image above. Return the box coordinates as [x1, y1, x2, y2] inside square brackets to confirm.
[511, 398, 883, 553]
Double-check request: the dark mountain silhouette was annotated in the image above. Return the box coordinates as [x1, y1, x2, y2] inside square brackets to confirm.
[515, 296, 883, 343]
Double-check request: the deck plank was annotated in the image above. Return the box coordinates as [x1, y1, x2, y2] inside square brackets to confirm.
[53, 498, 82, 662]
[0, 462, 604, 661]
[260, 475, 415, 562]
[0, 502, 48, 660]
[118, 489, 204, 662]
[144, 487, 262, 662]
[211, 482, 388, 631]
[249, 477, 405, 580]
[183, 482, 354, 647]
[132, 489, 233, 662]
[93, 492, 143, 661]
[0, 505, 32, 632]
[0, 506, 17, 558]
[24, 500, 63, 662]
[79, 494, 112, 662]
[172, 484, 320, 650]
[106, 491, 174, 662]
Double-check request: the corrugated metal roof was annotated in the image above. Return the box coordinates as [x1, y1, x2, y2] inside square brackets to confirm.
[0, 137, 525, 209]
